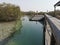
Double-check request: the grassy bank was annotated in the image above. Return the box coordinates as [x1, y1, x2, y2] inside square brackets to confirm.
[0, 16, 22, 41]
[15, 18, 22, 31]
[0, 17, 22, 45]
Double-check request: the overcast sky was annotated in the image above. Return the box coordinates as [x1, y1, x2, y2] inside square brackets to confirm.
[0, 0, 60, 12]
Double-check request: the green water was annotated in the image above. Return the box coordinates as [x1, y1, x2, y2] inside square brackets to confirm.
[6, 16, 43, 45]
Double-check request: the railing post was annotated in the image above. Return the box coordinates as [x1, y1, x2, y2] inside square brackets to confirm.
[54, 6, 56, 17]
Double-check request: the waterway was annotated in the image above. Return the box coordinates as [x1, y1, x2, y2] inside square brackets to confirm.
[6, 16, 44, 45]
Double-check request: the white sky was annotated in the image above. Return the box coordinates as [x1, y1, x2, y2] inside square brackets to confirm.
[0, 0, 60, 12]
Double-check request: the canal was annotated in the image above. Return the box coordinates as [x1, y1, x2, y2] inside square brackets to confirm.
[6, 16, 44, 45]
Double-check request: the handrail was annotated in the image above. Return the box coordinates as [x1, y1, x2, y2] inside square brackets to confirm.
[45, 14, 60, 45]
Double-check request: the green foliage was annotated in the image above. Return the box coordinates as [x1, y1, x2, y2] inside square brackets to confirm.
[22, 11, 46, 16]
[22, 11, 35, 15]
[38, 12, 45, 15]
[47, 11, 55, 16]
[0, 3, 20, 21]
[47, 10, 60, 17]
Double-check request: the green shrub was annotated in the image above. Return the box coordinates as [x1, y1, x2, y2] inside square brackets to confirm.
[0, 3, 21, 21]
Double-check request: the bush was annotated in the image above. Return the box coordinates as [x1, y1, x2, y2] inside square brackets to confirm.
[0, 3, 20, 22]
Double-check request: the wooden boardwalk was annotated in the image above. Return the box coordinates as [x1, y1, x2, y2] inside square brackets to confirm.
[29, 15, 44, 21]
[45, 14, 60, 45]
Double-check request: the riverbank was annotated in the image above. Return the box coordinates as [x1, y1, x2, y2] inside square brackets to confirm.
[0, 18, 22, 45]
[0, 21, 15, 41]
